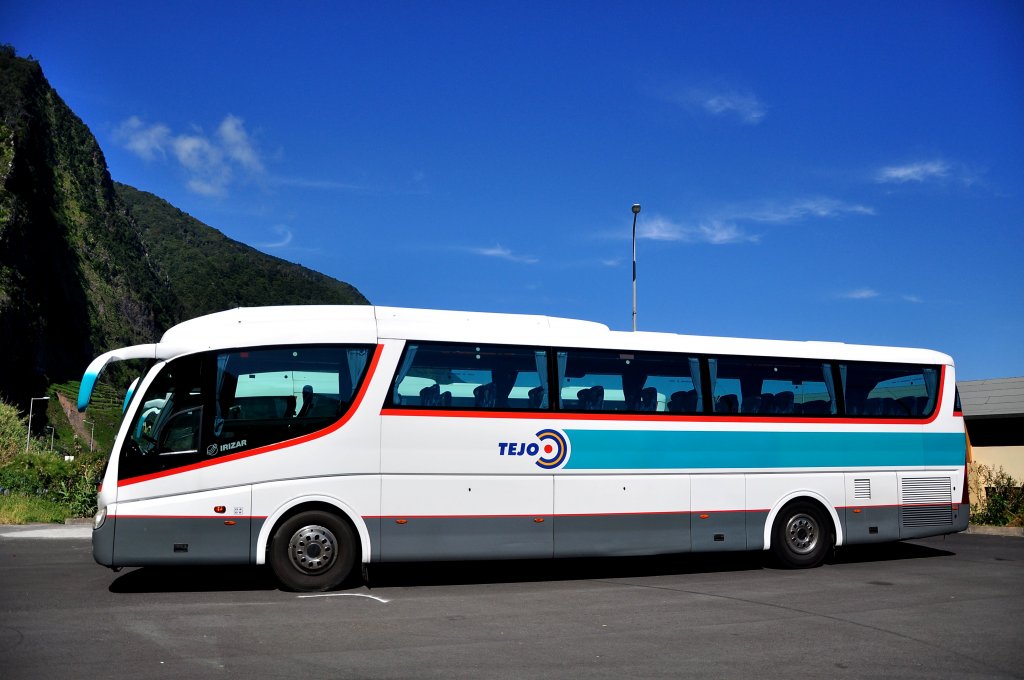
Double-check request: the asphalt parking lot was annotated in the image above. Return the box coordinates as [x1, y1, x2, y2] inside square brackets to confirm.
[1, 528, 1022, 679]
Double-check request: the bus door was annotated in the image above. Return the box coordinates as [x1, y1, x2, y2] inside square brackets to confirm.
[112, 353, 253, 565]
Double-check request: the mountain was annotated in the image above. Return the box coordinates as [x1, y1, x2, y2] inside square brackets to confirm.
[114, 183, 366, 319]
[0, 46, 368, 407]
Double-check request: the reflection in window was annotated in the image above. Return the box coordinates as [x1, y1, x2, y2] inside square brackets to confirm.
[118, 346, 372, 481]
[391, 343, 548, 410]
[121, 355, 205, 480]
[214, 346, 371, 452]
[842, 362, 939, 418]
[708, 357, 835, 416]
[556, 349, 701, 413]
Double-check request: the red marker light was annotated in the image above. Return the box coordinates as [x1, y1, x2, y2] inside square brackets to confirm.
[214, 506, 226, 514]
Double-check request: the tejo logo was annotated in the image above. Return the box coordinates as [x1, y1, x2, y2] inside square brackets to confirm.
[498, 428, 570, 469]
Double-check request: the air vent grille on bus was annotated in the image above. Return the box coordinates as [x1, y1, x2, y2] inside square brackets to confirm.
[854, 479, 871, 499]
[901, 477, 953, 527]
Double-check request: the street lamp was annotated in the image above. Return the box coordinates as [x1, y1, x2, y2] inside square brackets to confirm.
[84, 420, 95, 452]
[25, 396, 50, 452]
[631, 203, 641, 332]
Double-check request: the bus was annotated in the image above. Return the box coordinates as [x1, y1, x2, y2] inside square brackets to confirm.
[78, 305, 969, 591]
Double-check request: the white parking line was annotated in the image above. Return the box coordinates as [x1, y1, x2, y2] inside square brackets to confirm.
[296, 593, 390, 603]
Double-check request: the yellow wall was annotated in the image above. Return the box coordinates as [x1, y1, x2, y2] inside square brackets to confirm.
[972, 446, 1024, 479]
[969, 445, 1024, 505]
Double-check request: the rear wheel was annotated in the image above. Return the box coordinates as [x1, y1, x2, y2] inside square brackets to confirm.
[269, 510, 357, 591]
[771, 500, 832, 568]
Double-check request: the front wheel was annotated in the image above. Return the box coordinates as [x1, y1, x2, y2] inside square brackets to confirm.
[269, 510, 357, 591]
[771, 501, 832, 568]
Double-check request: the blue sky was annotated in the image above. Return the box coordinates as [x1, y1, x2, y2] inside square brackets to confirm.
[5, 1, 1023, 380]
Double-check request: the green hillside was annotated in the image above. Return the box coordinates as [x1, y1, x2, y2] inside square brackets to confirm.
[0, 45, 368, 411]
[117, 182, 367, 318]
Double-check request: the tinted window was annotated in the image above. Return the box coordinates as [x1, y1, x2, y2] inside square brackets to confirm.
[120, 354, 205, 480]
[391, 343, 549, 410]
[842, 362, 940, 418]
[709, 356, 836, 416]
[557, 349, 702, 413]
[212, 346, 372, 452]
[119, 346, 371, 480]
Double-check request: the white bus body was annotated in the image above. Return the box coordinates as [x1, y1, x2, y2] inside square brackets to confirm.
[79, 306, 968, 590]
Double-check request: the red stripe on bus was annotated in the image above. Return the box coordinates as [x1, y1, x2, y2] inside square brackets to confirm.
[365, 503, 948, 521]
[117, 344, 384, 487]
[114, 514, 268, 520]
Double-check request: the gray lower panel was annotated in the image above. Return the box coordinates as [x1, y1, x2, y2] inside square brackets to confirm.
[380, 516, 552, 562]
[93, 517, 116, 566]
[365, 516, 382, 562]
[844, 506, 900, 545]
[113, 516, 252, 566]
[953, 503, 969, 533]
[554, 514, 689, 558]
[692, 512, 749, 552]
[249, 517, 266, 564]
[899, 504, 958, 540]
[745, 511, 769, 551]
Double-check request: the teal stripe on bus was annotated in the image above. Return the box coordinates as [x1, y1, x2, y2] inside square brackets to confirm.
[561, 430, 966, 470]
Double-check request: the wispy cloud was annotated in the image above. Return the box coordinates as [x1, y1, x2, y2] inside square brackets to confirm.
[114, 114, 264, 196]
[218, 115, 263, 173]
[269, 176, 368, 191]
[637, 216, 759, 245]
[114, 116, 170, 160]
[733, 197, 875, 223]
[875, 160, 951, 184]
[632, 197, 872, 247]
[837, 289, 925, 303]
[259, 225, 293, 249]
[670, 87, 767, 125]
[171, 133, 229, 196]
[840, 288, 881, 300]
[467, 244, 539, 264]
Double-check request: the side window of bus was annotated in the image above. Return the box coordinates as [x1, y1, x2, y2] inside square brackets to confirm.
[391, 343, 549, 410]
[120, 354, 205, 480]
[708, 356, 836, 416]
[212, 346, 372, 453]
[841, 362, 940, 418]
[557, 349, 702, 413]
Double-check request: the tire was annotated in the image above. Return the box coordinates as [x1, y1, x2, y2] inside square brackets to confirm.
[771, 500, 832, 569]
[269, 510, 358, 592]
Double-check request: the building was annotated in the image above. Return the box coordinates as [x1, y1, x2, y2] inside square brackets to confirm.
[958, 377, 1024, 503]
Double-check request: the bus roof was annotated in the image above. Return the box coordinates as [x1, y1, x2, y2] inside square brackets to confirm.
[78, 304, 953, 411]
[155, 304, 951, 365]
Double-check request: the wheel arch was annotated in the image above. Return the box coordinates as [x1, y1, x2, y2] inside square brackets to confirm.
[255, 495, 369, 565]
[762, 490, 844, 551]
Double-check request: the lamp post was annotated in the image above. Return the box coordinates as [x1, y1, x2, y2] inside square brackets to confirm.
[25, 396, 50, 452]
[84, 420, 95, 452]
[631, 203, 641, 332]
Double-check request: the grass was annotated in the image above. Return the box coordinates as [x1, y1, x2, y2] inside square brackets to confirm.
[0, 493, 68, 524]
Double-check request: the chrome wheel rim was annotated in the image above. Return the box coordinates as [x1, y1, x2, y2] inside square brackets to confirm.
[287, 524, 338, 574]
[785, 513, 819, 555]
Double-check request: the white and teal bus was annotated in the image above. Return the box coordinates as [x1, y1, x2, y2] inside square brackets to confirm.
[78, 306, 968, 591]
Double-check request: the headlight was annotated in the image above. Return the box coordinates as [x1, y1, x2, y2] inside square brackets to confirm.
[93, 506, 107, 531]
